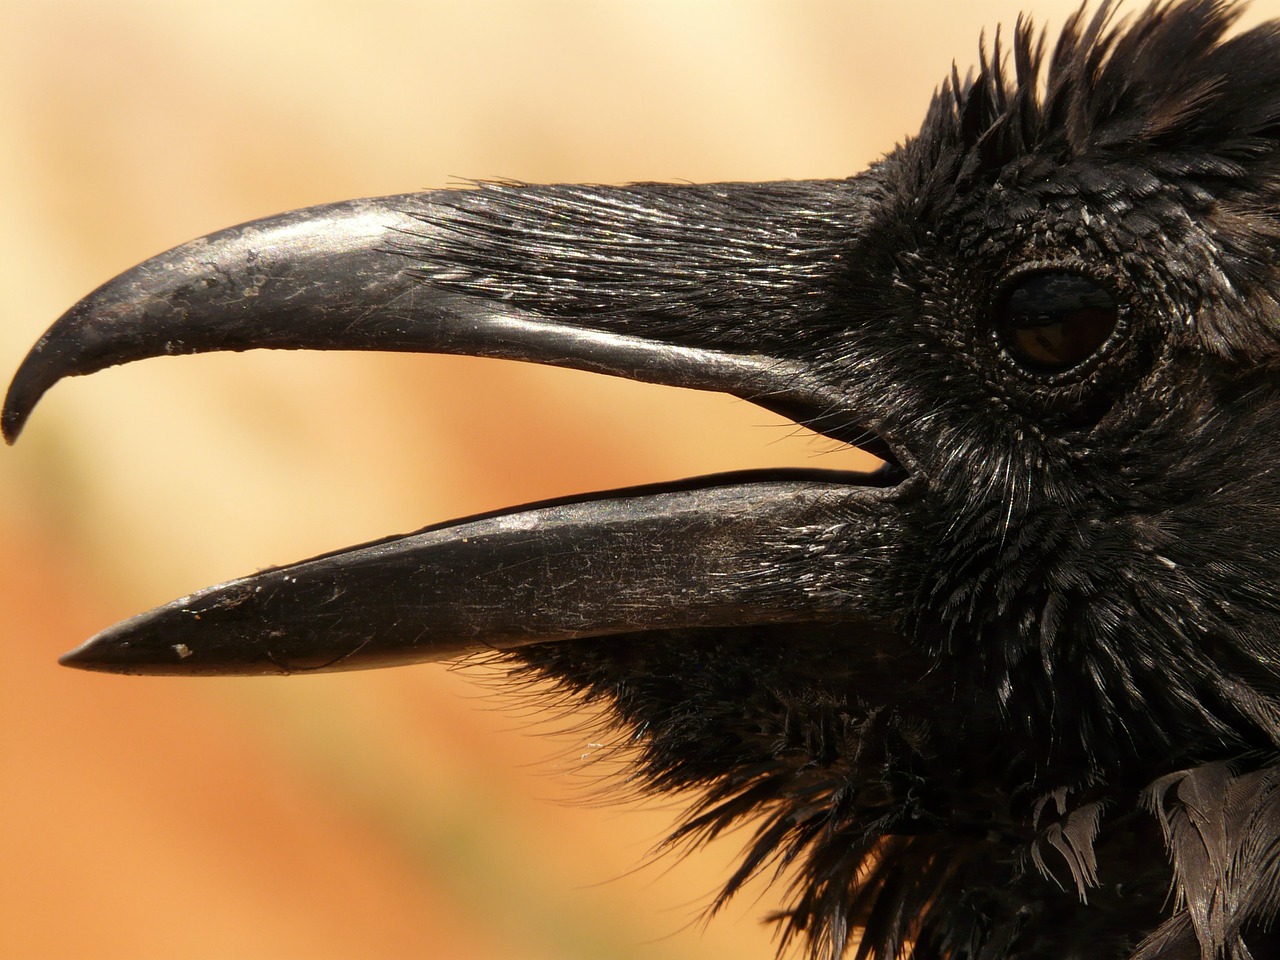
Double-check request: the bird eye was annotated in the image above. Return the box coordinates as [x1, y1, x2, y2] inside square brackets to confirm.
[994, 271, 1118, 374]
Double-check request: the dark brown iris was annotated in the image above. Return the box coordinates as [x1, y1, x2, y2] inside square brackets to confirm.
[995, 271, 1118, 374]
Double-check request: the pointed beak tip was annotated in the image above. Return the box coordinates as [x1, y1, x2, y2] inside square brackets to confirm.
[57, 631, 173, 675]
[58, 640, 114, 672]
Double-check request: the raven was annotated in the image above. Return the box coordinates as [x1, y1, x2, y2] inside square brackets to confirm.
[6, 1, 1280, 957]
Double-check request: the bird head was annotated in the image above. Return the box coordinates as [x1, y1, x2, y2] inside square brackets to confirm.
[6, 2, 1280, 957]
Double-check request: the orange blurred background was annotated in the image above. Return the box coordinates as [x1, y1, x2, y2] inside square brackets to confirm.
[4, 2, 1277, 958]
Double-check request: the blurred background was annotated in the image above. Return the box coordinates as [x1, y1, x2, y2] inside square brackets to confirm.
[4, 2, 1276, 958]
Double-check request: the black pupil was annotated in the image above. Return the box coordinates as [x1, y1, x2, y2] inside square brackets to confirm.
[996, 271, 1118, 373]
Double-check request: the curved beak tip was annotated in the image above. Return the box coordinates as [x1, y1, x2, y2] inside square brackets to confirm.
[3, 381, 32, 444]
[4, 343, 57, 444]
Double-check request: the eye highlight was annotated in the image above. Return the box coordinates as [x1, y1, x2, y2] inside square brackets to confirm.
[994, 271, 1118, 374]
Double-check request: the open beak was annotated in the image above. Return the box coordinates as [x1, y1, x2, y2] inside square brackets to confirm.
[4, 180, 910, 674]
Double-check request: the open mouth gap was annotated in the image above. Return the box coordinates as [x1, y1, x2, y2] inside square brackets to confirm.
[847, 433, 908, 486]
[755, 398, 908, 488]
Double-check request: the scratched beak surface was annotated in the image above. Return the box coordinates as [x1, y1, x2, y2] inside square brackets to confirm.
[6, 182, 908, 675]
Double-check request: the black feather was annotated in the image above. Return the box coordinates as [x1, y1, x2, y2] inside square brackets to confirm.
[1142, 762, 1280, 958]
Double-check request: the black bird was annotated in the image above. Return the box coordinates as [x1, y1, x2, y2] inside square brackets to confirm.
[6, 2, 1280, 957]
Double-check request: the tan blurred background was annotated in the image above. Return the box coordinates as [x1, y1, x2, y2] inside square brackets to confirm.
[3, 2, 1277, 958]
